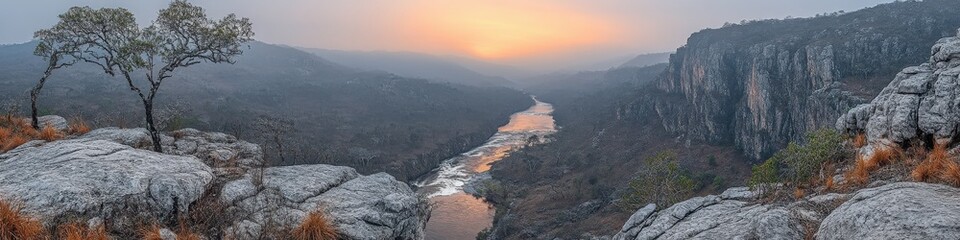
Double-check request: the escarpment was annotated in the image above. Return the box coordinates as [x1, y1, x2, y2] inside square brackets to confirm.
[650, 0, 960, 159]
[615, 27, 960, 240]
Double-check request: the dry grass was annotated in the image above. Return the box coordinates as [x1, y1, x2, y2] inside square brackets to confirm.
[852, 133, 867, 149]
[38, 125, 63, 142]
[793, 187, 805, 199]
[0, 200, 46, 240]
[844, 146, 901, 186]
[845, 155, 871, 186]
[911, 144, 960, 186]
[824, 175, 835, 190]
[0, 115, 90, 153]
[58, 221, 108, 240]
[67, 118, 91, 135]
[140, 224, 165, 240]
[292, 211, 339, 240]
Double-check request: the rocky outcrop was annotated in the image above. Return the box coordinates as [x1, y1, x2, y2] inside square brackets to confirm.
[0, 125, 428, 239]
[614, 187, 811, 240]
[838, 29, 960, 146]
[615, 182, 960, 240]
[37, 115, 67, 131]
[221, 165, 427, 240]
[650, 0, 960, 159]
[817, 182, 960, 240]
[0, 138, 214, 224]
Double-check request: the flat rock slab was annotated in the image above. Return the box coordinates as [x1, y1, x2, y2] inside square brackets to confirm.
[221, 164, 427, 240]
[817, 182, 960, 240]
[0, 138, 213, 224]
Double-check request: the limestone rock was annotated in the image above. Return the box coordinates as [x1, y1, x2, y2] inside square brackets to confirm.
[0, 138, 213, 225]
[838, 29, 960, 145]
[37, 115, 68, 131]
[816, 182, 960, 240]
[222, 165, 427, 240]
[614, 189, 804, 240]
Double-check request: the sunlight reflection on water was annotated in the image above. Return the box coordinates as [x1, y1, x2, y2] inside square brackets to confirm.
[415, 97, 556, 240]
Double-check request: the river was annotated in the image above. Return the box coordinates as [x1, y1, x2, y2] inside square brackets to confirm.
[415, 97, 557, 240]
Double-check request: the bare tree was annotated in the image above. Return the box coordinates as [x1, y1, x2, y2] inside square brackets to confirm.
[254, 115, 294, 164]
[37, 1, 254, 152]
[30, 28, 78, 129]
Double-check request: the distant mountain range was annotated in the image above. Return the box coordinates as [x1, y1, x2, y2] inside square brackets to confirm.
[300, 48, 526, 87]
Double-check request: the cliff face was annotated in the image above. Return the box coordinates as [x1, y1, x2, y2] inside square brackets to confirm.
[652, 0, 960, 159]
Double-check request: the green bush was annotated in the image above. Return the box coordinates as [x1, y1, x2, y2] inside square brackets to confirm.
[620, 151, 696, 210]
[749, 129, 844, 193]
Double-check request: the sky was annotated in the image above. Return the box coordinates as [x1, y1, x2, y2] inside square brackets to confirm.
[1, 0, 894, 72]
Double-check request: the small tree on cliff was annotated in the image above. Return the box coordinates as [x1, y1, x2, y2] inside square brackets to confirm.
[40, 1, 254, 152]
[30, 28, 79, 129]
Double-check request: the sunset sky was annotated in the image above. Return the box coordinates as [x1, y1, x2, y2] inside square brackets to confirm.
[2, 0, 892, 71]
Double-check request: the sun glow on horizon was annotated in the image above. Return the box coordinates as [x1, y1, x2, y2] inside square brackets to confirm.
[402, 1, 617, 60]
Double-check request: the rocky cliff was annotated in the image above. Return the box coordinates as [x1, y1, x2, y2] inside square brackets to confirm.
[651, 0, 960, 159]
[0, 125, 427, 239]
[614, 26, 960, 240]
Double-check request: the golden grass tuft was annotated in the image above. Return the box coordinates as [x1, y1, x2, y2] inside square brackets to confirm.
[1, 136, 29, 153]
[58, 221, 108, 240]
[292, 211, 339, 240]
[824, 176, 835, 190]
[0, 200, 46, 240]
[38, 125, 63, 142]
[140, 224, 165, 240]
[852, 133, 867, 149]
[844, 154, 871, 186]
[912, 144, 950, 182]
[911, 144, 960, 186]
[67, 118, 91, 135]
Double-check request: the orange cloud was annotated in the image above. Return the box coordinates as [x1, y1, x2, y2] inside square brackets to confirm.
[401, 1, 617, 60]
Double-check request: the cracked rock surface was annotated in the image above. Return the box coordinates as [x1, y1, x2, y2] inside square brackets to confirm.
[0, 126, 428, 239]
[614, 182, 960, 240]
[0, 138, 213, 225]
[221, 165, 427, 240]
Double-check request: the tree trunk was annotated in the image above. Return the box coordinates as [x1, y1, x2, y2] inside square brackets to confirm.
[143, 99, 164, 152]
[30, 74, 50, 130]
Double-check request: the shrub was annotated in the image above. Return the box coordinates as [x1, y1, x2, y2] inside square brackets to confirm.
[292, 211, 339, 240]
[0, 200, 45, 240]
[620, 151, 696, 210]
[58, 221, 108, 240]
[749, 129, 845, 194]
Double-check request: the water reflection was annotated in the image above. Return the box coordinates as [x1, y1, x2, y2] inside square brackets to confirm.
[415, 97, 556, 240]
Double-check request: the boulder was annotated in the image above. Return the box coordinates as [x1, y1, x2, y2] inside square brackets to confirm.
[614, 188, 806, 240]
[221, 164, 427, 240]
[816, 182, 960, 240]
[37, 115, 68, 131]
[837, 28, 960, 145]
[0, 138, 213, 225]
[83, 127, 263, 169]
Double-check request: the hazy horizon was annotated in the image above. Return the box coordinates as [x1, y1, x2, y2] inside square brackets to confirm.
[2, 0, 893, 72]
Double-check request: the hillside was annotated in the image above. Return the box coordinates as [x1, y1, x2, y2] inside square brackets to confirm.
[0, 41, 532, 181]
[301, 48, 516, 87]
